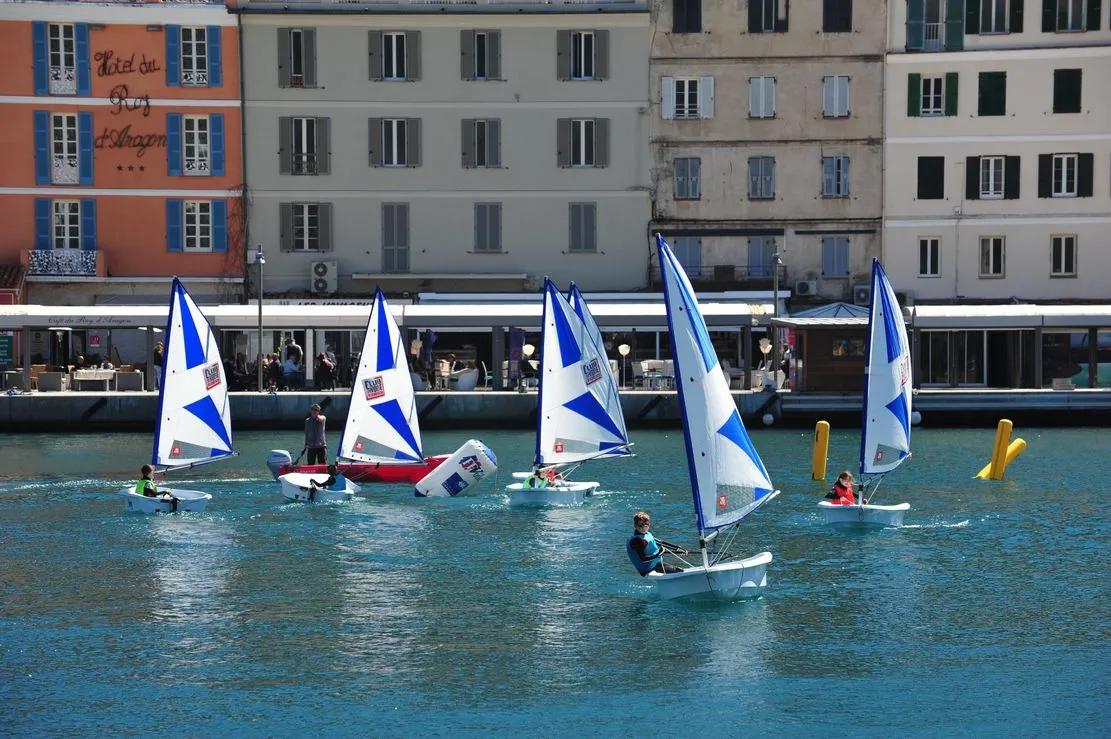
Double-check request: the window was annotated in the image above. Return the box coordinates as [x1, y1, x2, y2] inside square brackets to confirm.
[292, 203, 320, 251]
[662, 75, 713, 119]
[462, 30, 499, 81]
[383, 32, 406, 80]
[571, 119, 596, 167]
[917, 156, 945, 199]
[672, 237, 701, 271]
[674, 157, 701, 200]
[48, 23, 76, 95]
[292, 117, 317, 174]
[981, 0, 1008, 32]
[822, 156, 850, 197]
[748, 156, 775, 199]
[750, 0, 787, 33]
[1051, 235, 1077, 277]
[569, 203, 596, 252]
[571, 31, 594, 80]
[673, 0, 703, 32]
[1039, 153, 1092, 198]
[821, 236, 850, 277]
[1052, 153, 1077, 196]
[52, 200, 80, 250]
[909, 72, 958, 117]
[474, 32, 489, 79]
[980, 156, 1004, 199]
[979, 236, 1005, 277]
[474, 120, 489, 168]
[180, 27, 208, 86]
[557, 118, 607, 168]
[822, 76, 850, 117]
[474, 203, 502, 253]
[51, 113, 78, 185]
[1056, 0, 1085, 31]
[462, 119, 500, 168]
[921, 75, 944, 116]
[747, 236, 776, 277]
[923, 0, 945, 50]
[822, 0, 853, 32]
[279, 28, 316, 88]
[183, 116, 210, 175]
[919, 237, 940, 277]
[289, 29, 304, 84]
[382, 203, 410, 273]
[383, 119, 408, 167]
[1053, 69, 1082, 113]
[977, 71, 1006, 116]
[674, 78, 700, 119]
[749, 76, 775, 118]
[183, 201, 212, 251]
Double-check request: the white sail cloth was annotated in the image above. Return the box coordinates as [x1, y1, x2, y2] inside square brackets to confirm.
[338, 288, 424, 464]
[567, 283, 629, 458]
[656, 235, 774, 533]
[860, 259, 913, 475]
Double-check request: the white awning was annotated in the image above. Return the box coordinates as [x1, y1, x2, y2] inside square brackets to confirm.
[913, 304, 1111, 329]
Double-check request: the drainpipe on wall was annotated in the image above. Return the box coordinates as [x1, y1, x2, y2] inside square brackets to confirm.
[236, 9, 251, 304]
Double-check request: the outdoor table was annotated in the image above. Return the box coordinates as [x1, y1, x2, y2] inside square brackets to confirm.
[72, 369, 115, 391]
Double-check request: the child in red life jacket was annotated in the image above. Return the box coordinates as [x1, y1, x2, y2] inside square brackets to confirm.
[824, 471, 857, 505]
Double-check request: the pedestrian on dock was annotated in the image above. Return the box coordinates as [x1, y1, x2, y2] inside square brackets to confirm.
[152, 342, 164, 390]
[304, 403, 327, 465]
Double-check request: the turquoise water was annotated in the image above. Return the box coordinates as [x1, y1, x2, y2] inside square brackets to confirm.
[1, 427, 1108, 736]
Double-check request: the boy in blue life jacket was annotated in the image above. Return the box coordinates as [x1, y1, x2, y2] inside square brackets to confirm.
[626, 511, 686, 576]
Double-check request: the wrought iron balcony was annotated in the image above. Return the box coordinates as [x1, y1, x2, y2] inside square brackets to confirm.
[924, 22, 944, 51]
[649, 264, 787, 290]
[27, 249, 98, 277]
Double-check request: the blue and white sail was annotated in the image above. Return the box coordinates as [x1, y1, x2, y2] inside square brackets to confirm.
[152, 278, 234, 469]
[656, 234, 775, 533]
[535, 278, 629, 467]
[567, 282, 630, 458]
[338, 288, 424, 464]
[860, 259, 912, 476]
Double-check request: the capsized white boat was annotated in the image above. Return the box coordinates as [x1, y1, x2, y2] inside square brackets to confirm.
[820, 259, 912, 528]
[279, 472, 360, 503]
[117, 277, 235, 513]
[508, 278, 631, 507]
[644, 235, 780, 601]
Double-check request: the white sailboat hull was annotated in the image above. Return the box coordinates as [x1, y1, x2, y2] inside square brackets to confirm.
[117, 488, 212, 514]
[647, 551, 772, 602]
[818, 500, 909, 527]
[506, 479, 599, 507]
[279, 473, 358, 503]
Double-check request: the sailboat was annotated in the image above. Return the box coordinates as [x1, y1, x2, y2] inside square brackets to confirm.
[647, 235, 779, 600]
[507, 277, 631, 507]
[819, 259, 912, 527]
[117, 277, 235, 513]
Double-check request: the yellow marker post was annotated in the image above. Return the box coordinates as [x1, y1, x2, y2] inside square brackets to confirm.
[812, 420, 830, 481]
[976, 437, 1027, 480]
[988, 419, 1013, 480]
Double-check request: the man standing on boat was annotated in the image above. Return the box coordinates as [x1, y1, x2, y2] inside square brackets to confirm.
[304, 404, 328, 465]
[627, 511, 685, 576]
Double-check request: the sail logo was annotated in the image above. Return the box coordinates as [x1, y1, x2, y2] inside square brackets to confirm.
[203, 362, 221, 390]
[717, 493, 729, 510]
[363, 376, 385, 400]
[170, 444, 182, 458]
[553, 439, 565, 453]
[582, 358, 603, 386]
[460, 454, 486, 481]
[898, 355, 910, 386]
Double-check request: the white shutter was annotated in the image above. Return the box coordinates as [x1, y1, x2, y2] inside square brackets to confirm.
[765, 77, 776, 116]
[661, 76, 675, 120]
[822, 76, 834, 116]
[699, 75, 714, 119]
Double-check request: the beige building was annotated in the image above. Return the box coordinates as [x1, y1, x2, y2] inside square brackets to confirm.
[235, 0, 651, 297]
[649, 0, 885, 303]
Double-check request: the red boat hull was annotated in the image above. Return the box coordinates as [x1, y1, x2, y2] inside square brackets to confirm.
[279, 456, 449, 484]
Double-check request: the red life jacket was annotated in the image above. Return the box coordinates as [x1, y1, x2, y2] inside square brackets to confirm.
[832, 480, 856, 505]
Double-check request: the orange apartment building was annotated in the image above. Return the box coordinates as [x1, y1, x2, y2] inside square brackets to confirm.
[0, 0, 243, 305]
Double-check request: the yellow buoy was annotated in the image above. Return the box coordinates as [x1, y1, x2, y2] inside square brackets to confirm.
[812, 420, 830, 481]
[976, 437, 1027, 480]
[975, 419, 1027, 479]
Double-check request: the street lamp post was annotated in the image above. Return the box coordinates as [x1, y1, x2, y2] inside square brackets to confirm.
[618, 343, 631, 390]
[771, 249, 783, 390]
[255, 246, 265, 392]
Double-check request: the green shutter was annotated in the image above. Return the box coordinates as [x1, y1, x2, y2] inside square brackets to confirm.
[966, 0, 980, 34]
[906, 0, 925, 50]
[945, 0, 965, 51]
[907, 73, 921, 117]
[944, 72, 959, 116]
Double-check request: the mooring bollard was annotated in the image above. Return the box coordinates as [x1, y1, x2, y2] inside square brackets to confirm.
[812, 420, 830, 481]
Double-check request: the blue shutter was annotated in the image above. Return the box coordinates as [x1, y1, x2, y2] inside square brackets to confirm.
[80, 199, 97, 251]
[75, 24, 91, 95]
[211, 200, 228, 252]
[836, 238, 850, 276]
[34, 199, 51, 250]
[78, 111, 93, 185]
[166, 199, 183, 252]
[33, 110, 50, 184]
[32, 22, 48, 95]
[209, 113, 225, 176]
[207, 26, 223, 87]
[821, 238, 834, 276]
[166, 112, 182, 176]
[165, 25, 181, 87]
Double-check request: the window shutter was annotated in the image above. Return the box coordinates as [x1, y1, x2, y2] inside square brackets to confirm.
[279, 203, 293, 252]
[556, 30, 571, 80]
[490, 204, 501, 251]
[460, 30, 475, 80]
[594, 30, 609, 80]
[585, 204, 596, 251]
[210, 113, 225, 177]
[944, 0, 964, 50]
[661, 76, 676, 119]
[406, 31, 421, 81]
[319, 203, 334, 252]
[207, 26, 222, 87]
[78, 111, 93, 185]
[1041, 0, 1054, 32]
[822, 77, 834, 116]
[1076, 153, 1093, 197]
[569, 204, 579, 250]
[907, 73, 921, 116]
[673, 0, 688, 32]
[304, 29, 317, 87]
[34, 199, 51, 250]
[906, 0, 925, 50]
[1037, 154, 1052, 197]
[405, 118, 421, 167]
[557, 118, 571, 167]
[749, 78, 761, 116]
[165, 25, 180, 86]
[166, 199, 182, 252]
[166, 113, 182, 176]
[966, 0, 981, 34]
[594, 118, 609, 168]
[316, 117, 331, 174]
[1086, 0, 1100, 30]
[1053, 68, 1081, 113]
[691, 159, 701, 197]
[1004, 155, 1020, 198]
[838, 239, 850, 276]
[461, 119, 475, 168]
[1010, 0, 1024, 32]
[838, 0, 853, 31]
[32, 22, 47, 95]
[80, 199, 97, 251]
[475, 204, 487, 251]
[279, 116, 292, 174]
[748, 0, 763, 32]
[488, 31, 501, 79]
[487, 118, 501, 167]
[966, 156, 980, 200]
[211, 199, 227, 253]
[33, 110, 49, 185]
[842, 157, 850, 195]
[368, 118, 382, 166]
[775, 0, 790, 32]
[944, 72, 959, 115]
[821, 238, 835, 276]
[699, 75, 715, 118]
[277, 29, 291, 87]
[76, 24, 91, 95]
[368, 31, 382, 81]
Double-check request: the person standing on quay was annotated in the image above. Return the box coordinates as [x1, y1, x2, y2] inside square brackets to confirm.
[304, 403, 327, 465]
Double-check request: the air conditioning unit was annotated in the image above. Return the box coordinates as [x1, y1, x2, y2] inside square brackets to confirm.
[310, 261, 337, 295]
[795, 280, 818, 297]
[895, 290, 915, 307]
[852, 283, 871, 306]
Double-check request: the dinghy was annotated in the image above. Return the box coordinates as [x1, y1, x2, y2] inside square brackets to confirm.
[819, 259, 912, 528]
[117, 277, 235, 513]
[645, 235, 780, 601]
[279, 472, 360, 503]
[507, 278, 631, 507]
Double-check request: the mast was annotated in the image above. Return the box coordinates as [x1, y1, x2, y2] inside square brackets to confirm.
[533, 277, 551, 468]
[858, 261, 878, 480]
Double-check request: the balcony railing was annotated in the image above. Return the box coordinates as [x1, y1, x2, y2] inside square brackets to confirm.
[27, 249, 97, 277]
[649, 264, 787, 288]
[49, 66, 76, 95]
[924, 22, 944, 51]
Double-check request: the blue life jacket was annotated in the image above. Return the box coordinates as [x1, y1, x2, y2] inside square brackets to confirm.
[627, 530, 663, 575]
[331, 473, 347, 490]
